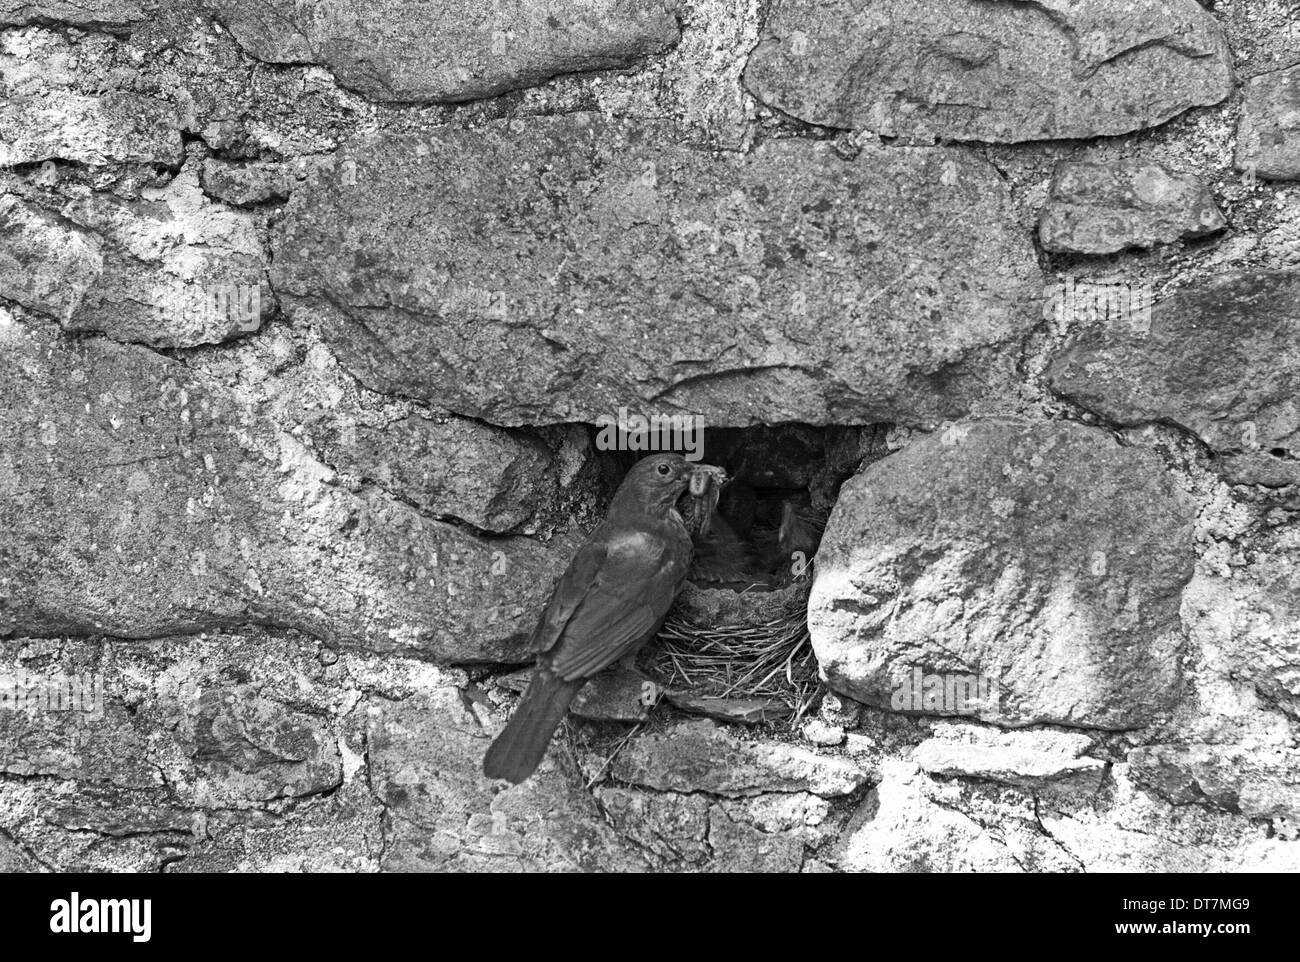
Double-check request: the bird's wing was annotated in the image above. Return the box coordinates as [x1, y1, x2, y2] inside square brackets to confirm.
[526, 534, 609, 655]
[545, 527, 690, 682]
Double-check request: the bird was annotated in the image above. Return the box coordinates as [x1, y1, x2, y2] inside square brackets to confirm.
[777, 499, 825, 561]
[690, 512, 763, 585]
[483, 453, 726, 784]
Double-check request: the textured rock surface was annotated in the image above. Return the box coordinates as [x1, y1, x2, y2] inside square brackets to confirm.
[367, 687, 653, 871]
[305, 414, 557, 535]
[0, 193, 102, 322]
[1236, 64, 1300, 180]
[205, 0, 682, 103]
[0, 91, 182, 167]
[1129, 745, 1300, 820]
[57, 167, 269, 346]
[274, 113, 1040, 428]
[0, 1, 144, 27]
[808, 419, 1196, 729]
[367, 685, 843, 870]
[2, 0, 1298, 874]
[1046, 271, 1300, 484]
[913, 725, 1105, 787]
[1035, 764, 1299, 872]
[1, 171, 271, 347]
[199, 158, 313, 206]
[1181, 524, 1300, 719]
[1038, 161, 1226, 254]
[609, 719, 868, 796]
[744, 0, 1232, 142]
[0, 319, 564, 662]
[835, 759, 1074, 872]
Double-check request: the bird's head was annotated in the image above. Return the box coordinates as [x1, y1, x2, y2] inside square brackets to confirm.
[612, 453, 727, 522]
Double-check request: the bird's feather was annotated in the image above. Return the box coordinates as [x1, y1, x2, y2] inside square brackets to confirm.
[526, 536, 608, 655]
[547, 521, 689, 680]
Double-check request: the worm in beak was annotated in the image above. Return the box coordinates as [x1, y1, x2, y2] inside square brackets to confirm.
[686, 464, 728, 536]
[689, 464, 727, 497]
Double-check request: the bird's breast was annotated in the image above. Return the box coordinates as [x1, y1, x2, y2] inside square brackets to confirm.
[606, 530, 657, 558]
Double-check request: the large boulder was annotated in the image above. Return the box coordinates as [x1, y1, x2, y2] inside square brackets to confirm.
[743, 0, 1232, 142]
[0, 318, 564, 662]
[273, 113, 1041, 428]
[808, 418, 1196, 729]
[1046, 271, 1300, 486]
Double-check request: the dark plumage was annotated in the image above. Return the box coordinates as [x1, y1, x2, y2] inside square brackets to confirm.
[483, 453, 725, 784]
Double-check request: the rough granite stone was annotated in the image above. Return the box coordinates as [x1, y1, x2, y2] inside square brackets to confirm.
[913, 725, 1105, 787]
[0, 91, 183, 167]
[1129, 745, 1300, 821]
[835, 759, 1072, 872]
[174, 785, 384, 872]
[367, 689, 653, 871]
[52, 168, 271, 346]
[0, 0, 144, 27]
[1046, 271, 1300, 482]
[665, 692, 789, 724]
[705, 806, 805, 872]
[1038, 161, 1226, 254]
[1037, 765, 1300, 871]
[0, 194, 103, 323]
[1181, 524, 1300, 719]
[1236, 63, 1300, 181]
[273, 113, 1041, 428]
[808, 418, 1196, 729]
[0, 320, 565, 662]
[199, 158, 306, 206]
[205, 0, 682, 103]
[0, 632, 345, 808]
[743, 0, 1232, 143]
[608, 718, 868, 796]
[306, 413, 557, 534]
[569, 668, 652, 722]
[1, 172, 272, 348]
[594, 787, 712, 864]
[0, 633, 391, 870]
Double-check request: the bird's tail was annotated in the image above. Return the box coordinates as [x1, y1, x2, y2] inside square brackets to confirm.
[483, 670, 585, 784]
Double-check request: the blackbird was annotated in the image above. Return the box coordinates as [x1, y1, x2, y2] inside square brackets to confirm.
[483, 453, 726, 783]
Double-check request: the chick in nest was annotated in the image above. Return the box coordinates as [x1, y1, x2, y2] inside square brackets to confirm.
[740, 498, 824, 586]
[778, 500, 826, 559]
[690, 512, 766, 585]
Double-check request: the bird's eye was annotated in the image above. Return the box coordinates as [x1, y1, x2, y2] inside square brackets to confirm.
[656, 462, 671, 477]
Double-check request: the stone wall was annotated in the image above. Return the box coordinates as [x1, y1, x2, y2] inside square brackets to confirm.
[0, 0, 1297, 871]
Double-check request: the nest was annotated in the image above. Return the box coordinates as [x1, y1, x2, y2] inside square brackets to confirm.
[645, 578, 821, 726]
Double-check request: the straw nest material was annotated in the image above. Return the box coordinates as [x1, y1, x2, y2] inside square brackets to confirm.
[645, 577, 821, 727]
